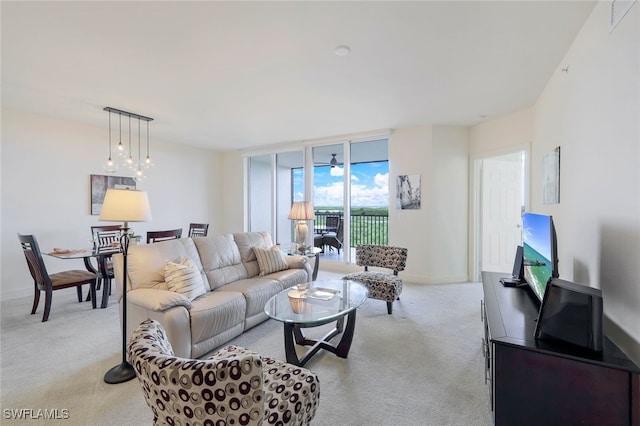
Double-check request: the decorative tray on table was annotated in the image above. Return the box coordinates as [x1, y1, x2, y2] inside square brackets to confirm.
[288, 286, 338, 301]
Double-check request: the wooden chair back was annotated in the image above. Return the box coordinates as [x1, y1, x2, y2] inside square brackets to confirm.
[147, 229, 182, 244]
[188, 223, 209, 238]
[91, 225, 122, 252]
[18, 234, 50, 289]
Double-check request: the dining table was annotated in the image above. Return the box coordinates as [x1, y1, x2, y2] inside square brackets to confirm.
[46, 246, 120, 309]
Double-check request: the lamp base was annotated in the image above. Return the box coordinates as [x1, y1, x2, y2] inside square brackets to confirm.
[296, 221, 309, 247]
[104, 361, 136, 384]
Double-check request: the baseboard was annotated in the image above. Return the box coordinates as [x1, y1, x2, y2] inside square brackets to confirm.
[319, 262, 470, 285]
[604, 314, 640, 367]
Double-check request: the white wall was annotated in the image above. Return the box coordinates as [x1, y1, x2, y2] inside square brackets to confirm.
[1, 107, 223, 300]
[388, 125, 434, 282]
[469, 2, 640, 362]
[430, 126, 469, 282]
[532, 1, 639, 361]
[469, 108, 533, 157]
[388, 125, 470, 283]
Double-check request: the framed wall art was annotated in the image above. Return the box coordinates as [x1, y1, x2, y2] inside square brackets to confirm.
[396, 174, 421, 210]
[90, 174, 136, 215]
[542, 146, 561, 204]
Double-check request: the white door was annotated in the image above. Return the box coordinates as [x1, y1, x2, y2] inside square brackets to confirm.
[481, 153, 524, 273]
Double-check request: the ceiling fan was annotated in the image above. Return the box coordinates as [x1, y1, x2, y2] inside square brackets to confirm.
[315, 153, 342, 168]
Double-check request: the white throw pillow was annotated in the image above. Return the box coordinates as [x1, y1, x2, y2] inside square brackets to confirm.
[164, 257, 207, 301]
[254, 246, 289, 276]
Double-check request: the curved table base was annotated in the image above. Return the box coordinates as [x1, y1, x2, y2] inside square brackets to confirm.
[283, 310, 357, 367]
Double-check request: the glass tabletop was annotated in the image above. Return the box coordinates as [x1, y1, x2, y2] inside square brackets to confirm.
[46, 246, 120, 259]
[264, 279, 368, 326]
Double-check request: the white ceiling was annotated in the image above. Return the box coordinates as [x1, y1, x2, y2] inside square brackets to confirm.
[1, 1, 596, 152]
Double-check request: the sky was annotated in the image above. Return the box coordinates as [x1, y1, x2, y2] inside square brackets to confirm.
[294, 161, 389, 207]
[522, 212, 552, 260]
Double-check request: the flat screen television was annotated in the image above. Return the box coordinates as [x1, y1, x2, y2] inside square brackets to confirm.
[522, 212, 559, 302]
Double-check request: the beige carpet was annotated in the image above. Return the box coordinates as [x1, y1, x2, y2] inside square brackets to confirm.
[0, 270, 492, 425]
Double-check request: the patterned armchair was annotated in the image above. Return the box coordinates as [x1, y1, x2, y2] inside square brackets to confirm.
[128, 319, 320, 425]
[343, 245, 408, 314]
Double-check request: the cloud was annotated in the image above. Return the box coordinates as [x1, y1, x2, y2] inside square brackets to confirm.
[314, 173, 389, 207]
[330, 167, 343, 177]
[374, 173, 388, 188]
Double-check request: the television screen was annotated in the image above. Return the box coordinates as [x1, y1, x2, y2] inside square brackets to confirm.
[522, 212, 558, 301]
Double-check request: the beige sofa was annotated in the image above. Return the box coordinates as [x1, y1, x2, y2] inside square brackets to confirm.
[113, 231, 312, 358]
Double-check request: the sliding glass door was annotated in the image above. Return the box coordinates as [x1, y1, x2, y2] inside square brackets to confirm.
[248, 151, 304, 246]
[247, 138, 388, 263]
[248, 154, 272, 233]
[311, 140, 388, 262]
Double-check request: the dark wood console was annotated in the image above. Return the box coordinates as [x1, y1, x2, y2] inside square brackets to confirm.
[481, 271, 639, 425]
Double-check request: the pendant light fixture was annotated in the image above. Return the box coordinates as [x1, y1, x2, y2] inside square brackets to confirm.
[135, 116, 145, 182]
[103, 107, 154, 179]
[144, 120, 153, 168]
[116, 112, 126, 157]
[103, 109, 118, 173]
[126, 115, 134, 168]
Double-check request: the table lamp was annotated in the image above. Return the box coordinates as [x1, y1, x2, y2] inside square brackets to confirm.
[99, 188, 152, 384]
[288, 201, 314, 251]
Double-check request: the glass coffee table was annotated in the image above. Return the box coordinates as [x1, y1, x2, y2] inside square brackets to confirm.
[264, 279, 368, 366]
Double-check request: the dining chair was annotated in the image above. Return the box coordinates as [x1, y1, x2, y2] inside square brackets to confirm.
[17, 234, 97, 322]
[89, 225, 122, 303]
[188, 223, 209, 238]
[147, 229, 182, 243]
[91, 225, 122, 250]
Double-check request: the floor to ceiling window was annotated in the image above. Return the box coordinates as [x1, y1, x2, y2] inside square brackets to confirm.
[247, 137, 388, 263]
[248, 154, 272, 234]
[348, 139, 389, 262]
[248, 151, 304, 245]
[310, 139, 388, 262]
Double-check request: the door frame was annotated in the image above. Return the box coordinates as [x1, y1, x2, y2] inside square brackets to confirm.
[470, 145, 530, 281]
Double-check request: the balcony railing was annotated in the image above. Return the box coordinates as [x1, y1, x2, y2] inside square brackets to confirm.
[314, 211, 388, 247]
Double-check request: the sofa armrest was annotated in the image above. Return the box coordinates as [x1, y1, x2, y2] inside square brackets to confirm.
[128, 288, 192, 312]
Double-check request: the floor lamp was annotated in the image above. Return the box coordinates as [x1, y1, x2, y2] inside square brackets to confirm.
[288, 201, 315, 252]
[99, 188, 152, 384]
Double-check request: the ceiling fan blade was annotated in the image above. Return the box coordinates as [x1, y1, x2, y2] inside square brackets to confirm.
[314, 153, 342, 166]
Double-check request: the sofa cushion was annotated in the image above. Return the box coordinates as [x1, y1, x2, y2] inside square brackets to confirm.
[126, 238, 208, 292]
[164, 257, 207, 301]
[254, 246, 289, 276]
[193, 234, 248, 290]
[233, 232, 273, 278]
[264, 268, 310, 290]
[216, 277, 283, 318]
[189, 290, 246, 353]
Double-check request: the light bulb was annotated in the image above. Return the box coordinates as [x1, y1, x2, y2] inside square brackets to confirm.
[103, 157, 118, 173]
[144, 155, 154, 168]
[134, 168, 145, 182]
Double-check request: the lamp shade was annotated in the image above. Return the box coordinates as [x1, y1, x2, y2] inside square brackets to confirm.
[99, 189, 152, 223]
[288, 201, 314, 220]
